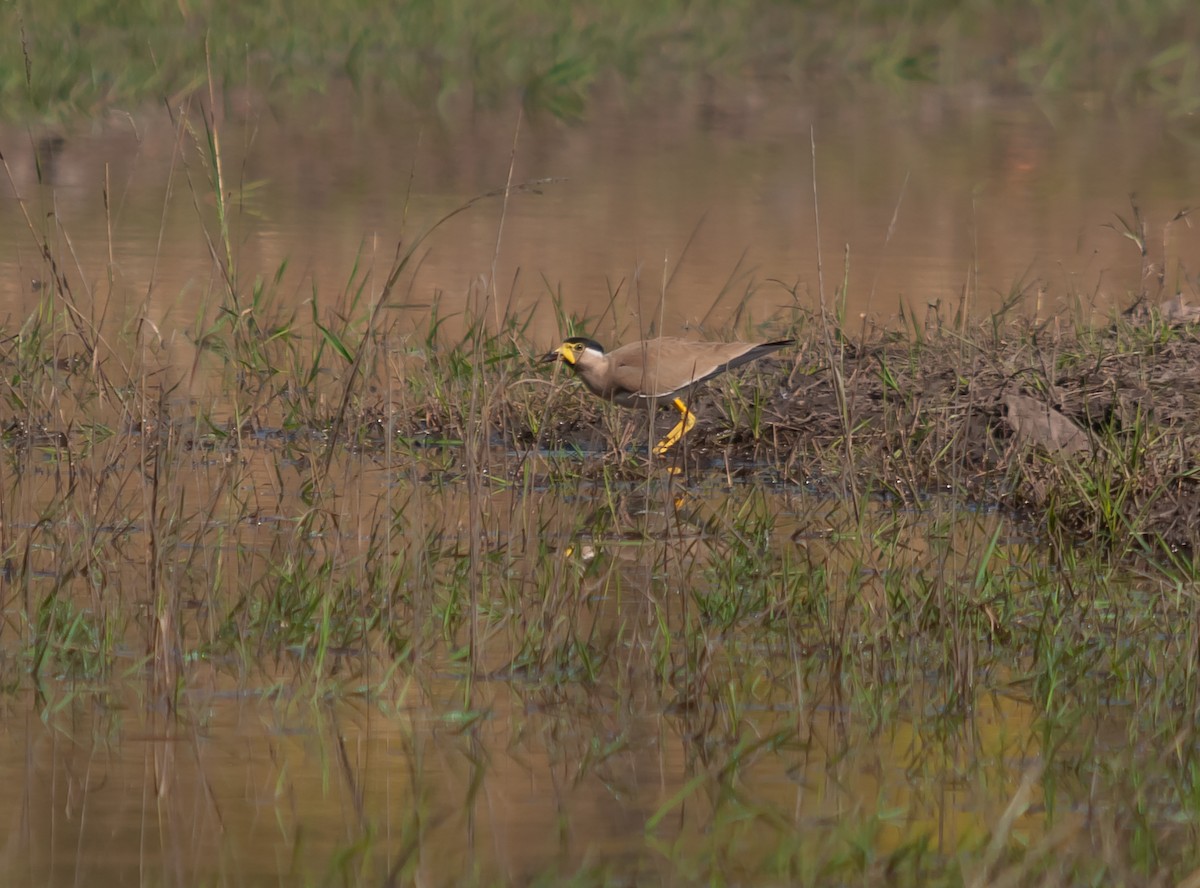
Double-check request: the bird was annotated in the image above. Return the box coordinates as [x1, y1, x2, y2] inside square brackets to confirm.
[540, 336, 793, 456]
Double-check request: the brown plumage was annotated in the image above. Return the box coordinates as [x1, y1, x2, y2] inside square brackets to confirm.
[540, 336, 793, 455]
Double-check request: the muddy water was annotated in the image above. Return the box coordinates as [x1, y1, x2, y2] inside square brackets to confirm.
[0, 464, 1060, 885]
[2, 84, 1199, 366]
[0, 668, 1040, 885]
[0, 84, 1188, 882]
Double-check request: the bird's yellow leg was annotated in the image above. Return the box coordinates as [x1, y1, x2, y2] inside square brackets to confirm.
[652, 398, 696, 456]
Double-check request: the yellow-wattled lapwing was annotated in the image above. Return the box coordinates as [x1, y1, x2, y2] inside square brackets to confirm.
[540, 336, 793, 456]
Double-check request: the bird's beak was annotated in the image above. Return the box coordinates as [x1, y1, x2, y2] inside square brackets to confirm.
[539, 345, 566, 364]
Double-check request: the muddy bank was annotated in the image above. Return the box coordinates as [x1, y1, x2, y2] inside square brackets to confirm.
[521, 317, 1200, 555]
[5, 308, 1195, 559]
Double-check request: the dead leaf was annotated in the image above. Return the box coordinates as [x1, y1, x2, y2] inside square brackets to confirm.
[1004, 393, 1091, 456]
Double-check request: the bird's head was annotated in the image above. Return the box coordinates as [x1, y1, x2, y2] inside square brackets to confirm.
[540, 337, 605, 366]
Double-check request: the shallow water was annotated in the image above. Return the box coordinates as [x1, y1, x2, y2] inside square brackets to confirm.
[1, 82, 1198, 883]
[0, 469, 1063, 886]
[2, 83, 1199, 369]
[0, 668, 1044, 886]
[0, 417, 1165, 885]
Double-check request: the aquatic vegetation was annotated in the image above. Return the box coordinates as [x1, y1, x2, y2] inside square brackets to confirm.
[2, 96, 1200, 886]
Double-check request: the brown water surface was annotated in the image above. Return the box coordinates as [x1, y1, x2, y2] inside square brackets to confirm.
[0, 84, 1190, 883]
[0, 467, 1066, 885]
[3, 84, 1198, 368]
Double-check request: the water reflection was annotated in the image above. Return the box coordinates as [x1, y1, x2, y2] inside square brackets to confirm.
[2, 85, 1198, 364]
[0, 659, 1045, 885]
[0, 475, 1066, 885]
[0, 81, 1189, 881]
